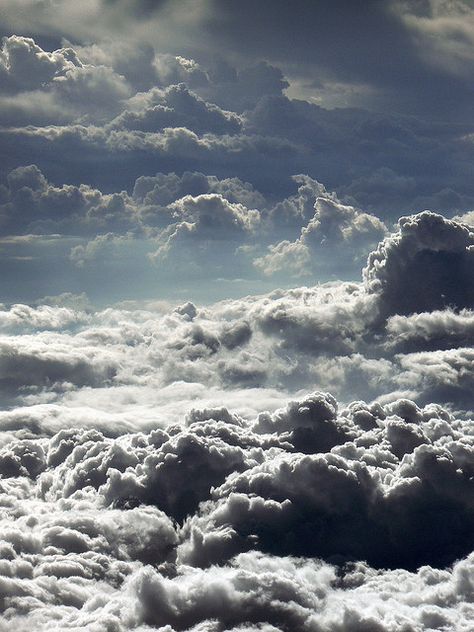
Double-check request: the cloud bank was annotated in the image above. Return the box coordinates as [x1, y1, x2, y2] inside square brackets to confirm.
[2, 3, 474, 630]
[2, 28, 474, 305]
[0, 213, 473, 630]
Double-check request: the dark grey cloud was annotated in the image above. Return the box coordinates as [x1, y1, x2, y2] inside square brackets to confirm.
[3, 31, 474, 278]
[4, 0, 474, 122]
[197, 0, 474, 122]
[0, 35, 81, 92]
[3, 35, 474, 227]
[0, 164, 269, 241]
[364, 211, 474, 318]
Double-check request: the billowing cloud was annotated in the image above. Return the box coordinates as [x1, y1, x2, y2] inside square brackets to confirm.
[0, 213, 473, 631]
[2, 5, 474, 630]
[0, 35, 131, 125]
[3, 33, 474, 230]
[0, 35, 81, 92]
[0, 381, 472, 629]
[256, 196, 387, 278]
[112, 83, 241, 135]
[364, 211, 474, 318]
[0, 212, 473, 412]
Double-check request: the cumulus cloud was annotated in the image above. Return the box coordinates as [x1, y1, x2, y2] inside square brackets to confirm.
[133, 170, 266, 216]
[5, 0, 474, 122]
[0, 217, 472, 630]
[0, 35, 81, 92]
[0, 381, 472, 629]
[255, 195, 387, 278]
[0, 165, 138, 236]
[0, 163, 353, 299]
[150, 194, 260, 266]
[364, 211, 474, 318]
[112, 83, 241, 135]
[4, 34, 474, 225]
[3, 6, 474, 630]
[253, 239, 311, 278]
[0, 164, 269, 241]
[0, 35, 131, 125]
[0, 211, 473, 416]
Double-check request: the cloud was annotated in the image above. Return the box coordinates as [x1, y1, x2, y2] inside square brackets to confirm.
[3, 35, 474, 229]
[180, 393, 474, 570]
[386, 308, 474, 353]
[0, 35, 81, 92]
[1, 210, 474, 413]
[4, 2, 474, 123]
[195, 1, 474, 120]
[0, 165, 139, 237]
[150, 193, 260, 266]
[0, 302, 89, 332]
[0, 36, 131, 125]
[254, 240, 311, 278]
[0, 333, 118, 394]
[204, 60, 289, 112]
[1, 9, 474, 630]
[0, 213, 473, 628]
[364, 211, 474, 318]
[255, 196, 387, 278]
[0, 382, 472, 629]
[52, 63, 131, 122]
[112, 83, 241, 135]
[0, 164, 269, 243]
[133, 170, 267, 218]
[69, 40, 162, 92]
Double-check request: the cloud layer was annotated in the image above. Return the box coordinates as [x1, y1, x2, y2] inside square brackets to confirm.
[0, 213, 473, 630]
[2, 28, 474, 304]
[0, 371, 473, 630]
[2, 4, 474, 630]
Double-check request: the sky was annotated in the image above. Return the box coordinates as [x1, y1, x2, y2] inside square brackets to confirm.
[3, 0, 474, 304]
[1, 1, 474, 631]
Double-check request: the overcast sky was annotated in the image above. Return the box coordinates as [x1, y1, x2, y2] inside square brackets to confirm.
[1, 3, 474, 632]
[1, 0, 474, 303]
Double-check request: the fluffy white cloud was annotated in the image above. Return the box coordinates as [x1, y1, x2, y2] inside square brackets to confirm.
[0, 381, 472, 630]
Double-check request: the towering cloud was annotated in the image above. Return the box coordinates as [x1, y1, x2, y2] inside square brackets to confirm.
[365, 212, 474, 318]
